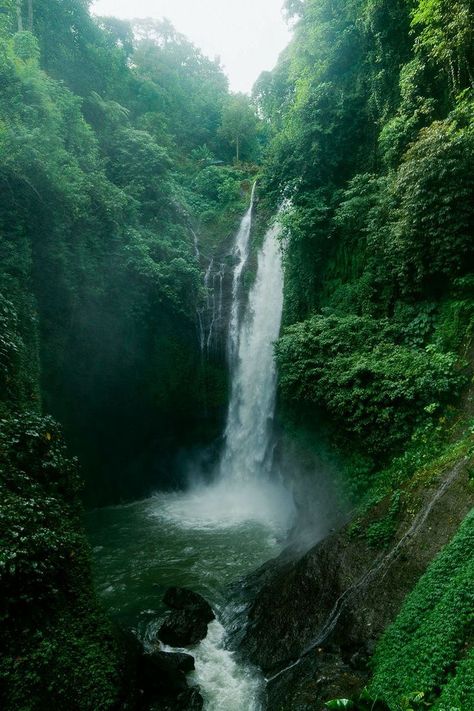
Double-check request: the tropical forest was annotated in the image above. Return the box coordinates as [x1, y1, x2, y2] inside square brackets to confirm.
[0, 0, 473, 710]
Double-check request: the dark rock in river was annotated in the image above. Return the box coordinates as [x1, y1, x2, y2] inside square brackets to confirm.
[140, 650, 195, 691]
[153, 650, 195, 674]
[163, 587, 215, 623]
[159, 609, 210, 647]
[119, 630, 203, 710]
[159, 587, 215, 647]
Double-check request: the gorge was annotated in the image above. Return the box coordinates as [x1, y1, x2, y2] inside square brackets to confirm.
[87, 191, 296, 710]
[1, 1, 473, 711]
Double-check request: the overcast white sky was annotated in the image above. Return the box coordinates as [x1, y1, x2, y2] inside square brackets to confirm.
[91, 0, 291, 94]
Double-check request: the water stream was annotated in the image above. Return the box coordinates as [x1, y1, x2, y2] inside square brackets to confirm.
[87, 498, 282, 710]
[228, 181, 256, 362]
[87, 199, 294, 709]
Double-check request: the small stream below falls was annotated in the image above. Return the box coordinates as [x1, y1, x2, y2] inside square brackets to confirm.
[87, 196, 295, 709]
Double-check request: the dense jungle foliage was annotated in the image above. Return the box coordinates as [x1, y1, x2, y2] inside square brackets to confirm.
[0, 0, 261, 506]
[0, 1, 261, 707]
[256, 0, 474, 708]
[258, 0, 474, 495]
[1, 0, 473, 709]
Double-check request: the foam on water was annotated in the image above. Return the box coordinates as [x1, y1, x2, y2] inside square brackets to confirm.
[190, 620, 263, 711]
[149, 479, 294, 532]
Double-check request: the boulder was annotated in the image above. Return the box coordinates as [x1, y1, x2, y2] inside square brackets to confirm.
[147, 687, 203, 710]
[177, 687, 204, 710]
[158, 587, 215, 647]
[139, 651, 189, 693]
[119, 629, 202, 710]
[146, 650, 195, 674]
[159, 609, 209, 648]
[163, 587, 215, 623]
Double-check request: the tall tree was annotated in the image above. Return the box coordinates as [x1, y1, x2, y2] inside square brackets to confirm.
[219, 93, 259, 162]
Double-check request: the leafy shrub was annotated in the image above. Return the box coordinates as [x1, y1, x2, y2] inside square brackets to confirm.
[0, 295, 23, 402]
[275, 314, 465, 455]
[0, 412, 122, 710]
[371, 105, 474, 295]
[369, 510, 474, 709]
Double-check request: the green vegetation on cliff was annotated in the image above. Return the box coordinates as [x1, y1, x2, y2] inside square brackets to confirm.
[0, 0, 260, 505]
[255, 0, 474, 707]
[370, 509, 474, 710]
[258, 0, 474, 494]
[0, 413, 126, 710]
[0, 1, 261, 708]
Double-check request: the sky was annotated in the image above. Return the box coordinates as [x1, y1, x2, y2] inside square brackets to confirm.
[91, 0, 292, 94]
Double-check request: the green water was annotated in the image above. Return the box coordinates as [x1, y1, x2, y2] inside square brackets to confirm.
[86, 486, 288, 710]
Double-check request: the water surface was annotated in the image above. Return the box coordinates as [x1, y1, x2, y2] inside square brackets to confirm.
[87, 487, 288, 710]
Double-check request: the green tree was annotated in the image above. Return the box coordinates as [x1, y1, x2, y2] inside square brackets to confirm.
[219, 93, 260, 162]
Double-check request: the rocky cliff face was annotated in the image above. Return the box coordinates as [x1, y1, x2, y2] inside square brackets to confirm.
[239, 457, 473, 710]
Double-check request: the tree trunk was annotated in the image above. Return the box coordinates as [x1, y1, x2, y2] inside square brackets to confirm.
[27, 0, 33, 31]
[236, 135, 240, 163]
[16, 0, 23, 31]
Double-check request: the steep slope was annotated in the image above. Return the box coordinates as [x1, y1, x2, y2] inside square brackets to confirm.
[242, 0, 474, 708]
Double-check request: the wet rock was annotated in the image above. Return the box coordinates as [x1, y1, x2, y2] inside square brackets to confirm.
[139, 651, 188, 693]
[120, 631, 203, 710]
[239, 460, 473, 709]
[159, 587, 215, 647]
[143, 650, 195, 676]
[159, 609, 209, 647]
[163, 587, 215, 623]
[179, 687, 204, 710]
[155, 651, 195, 674]
[265, 650, 366, 711]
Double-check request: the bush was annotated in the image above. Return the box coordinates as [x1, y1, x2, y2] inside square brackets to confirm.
[0, 412, 122, 710]
[369, 510, 474, 709]
[275, 314, 465, 455]
[371, 105, 474, 296]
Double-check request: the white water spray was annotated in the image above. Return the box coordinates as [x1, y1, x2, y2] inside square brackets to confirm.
[190, 620, 262, 711]
[220, 221, 284, 484]
[228, 182, 257, 362]
[159, 206, 294, 533]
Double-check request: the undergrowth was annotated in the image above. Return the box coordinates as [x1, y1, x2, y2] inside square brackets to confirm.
[368, 509, 474, 710]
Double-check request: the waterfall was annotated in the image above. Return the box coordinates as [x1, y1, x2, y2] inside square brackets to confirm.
[196, 183, 256, 360]
[228, 182, 257, 362]
[191, 227, 201, 261]
[219, 222, 284, 483]
[206, 262, 225, 354]
[197, 258, 227, 357]
[168, 203, 293, 529]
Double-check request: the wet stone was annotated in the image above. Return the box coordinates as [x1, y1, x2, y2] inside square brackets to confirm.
[158, 587, 215, 647]
[159, 609, 210, 648]
[163, 587, 215, 623]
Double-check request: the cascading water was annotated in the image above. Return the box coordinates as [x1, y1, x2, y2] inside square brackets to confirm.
[206, 263, 225, 353]
[191, 227, 201, 261]
[197, 258, 227, 357]
[220, 222, 284, 483]
[228, 181, 256, 362]
[197, 258, 214, 354]
[162, 215, 294, 528]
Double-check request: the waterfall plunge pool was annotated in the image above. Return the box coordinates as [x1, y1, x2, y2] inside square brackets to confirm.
[86, 481, 294, 710]
[86, 198, 295, 709]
